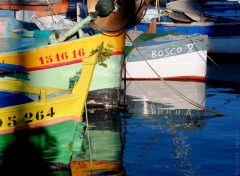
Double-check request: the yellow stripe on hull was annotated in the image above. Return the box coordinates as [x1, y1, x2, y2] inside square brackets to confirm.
[0, 32, 125, 70]
[0, 80, 70, 95]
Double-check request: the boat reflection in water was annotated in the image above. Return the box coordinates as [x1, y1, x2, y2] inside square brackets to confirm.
[70, 81, 207, 175]
[121, 80, 207, 175]
[123, 80, 206, 119]
[70, 108, 125, 176]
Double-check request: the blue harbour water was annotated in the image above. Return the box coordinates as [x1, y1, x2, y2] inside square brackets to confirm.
[121, 85, 240, 176]
[71, 56, 240, 176]
[120, 59, 240, 176]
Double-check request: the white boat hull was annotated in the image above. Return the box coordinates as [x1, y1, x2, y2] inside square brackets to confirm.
[124, 50, 207, 81]
[124, 34, 208, 82]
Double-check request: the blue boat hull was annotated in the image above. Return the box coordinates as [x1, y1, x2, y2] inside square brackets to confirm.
[134, 22, 240, 36]
[130, 21, 240, 54]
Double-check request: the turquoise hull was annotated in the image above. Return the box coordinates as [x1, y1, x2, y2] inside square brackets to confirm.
[2, 54, 123, 91]
[0, 121, 86, 170]
[0, 36, 124, 107]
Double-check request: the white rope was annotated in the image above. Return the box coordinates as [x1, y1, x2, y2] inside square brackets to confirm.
[84, 103, 93, 169]
[125, 33, 224, 116]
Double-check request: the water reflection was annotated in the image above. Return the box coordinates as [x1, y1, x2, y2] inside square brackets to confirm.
[0, 126, 53, 176]
[0, 91, 71, 176]
[123, 80, 206, 116]
[121, 80, 207, 176]
[70, 81, 207, 175]
[70, 108, 125, 176]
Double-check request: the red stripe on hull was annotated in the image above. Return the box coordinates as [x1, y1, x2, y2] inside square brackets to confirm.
[27, 51, 123, 71]
[27, 59, 83, 71]
[0, 116, 82, 135]
[114, 51, 124, 55]
[122, 76, 206, 82]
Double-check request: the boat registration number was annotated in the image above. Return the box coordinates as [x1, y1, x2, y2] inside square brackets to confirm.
[39, 49, 85, 65]
[0, 107, 55, 130]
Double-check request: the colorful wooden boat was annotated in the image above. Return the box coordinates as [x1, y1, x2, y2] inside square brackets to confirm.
[0, 3, 127, 107]
[0, 0, 145, 108]
[124, 31, 208, 82]
[0, 50, 99, 173]
[0, 26, 125, 107]
[0, 0, 139, 173]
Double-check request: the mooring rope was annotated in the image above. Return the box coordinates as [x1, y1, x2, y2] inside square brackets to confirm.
[84, 103, 93, 170]
[189, 37, 240, 87]
[125, 32, 224, 116]
[207, 55, 240, 85]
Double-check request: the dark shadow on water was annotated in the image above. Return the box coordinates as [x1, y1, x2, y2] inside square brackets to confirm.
[207, 53, 240, 92]
[0, 127, 49, 175]
[0, 125, 70, 176]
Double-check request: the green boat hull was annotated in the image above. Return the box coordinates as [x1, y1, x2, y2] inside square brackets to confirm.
[0, 121, 86, 171]
[1, 54, 123, 107]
